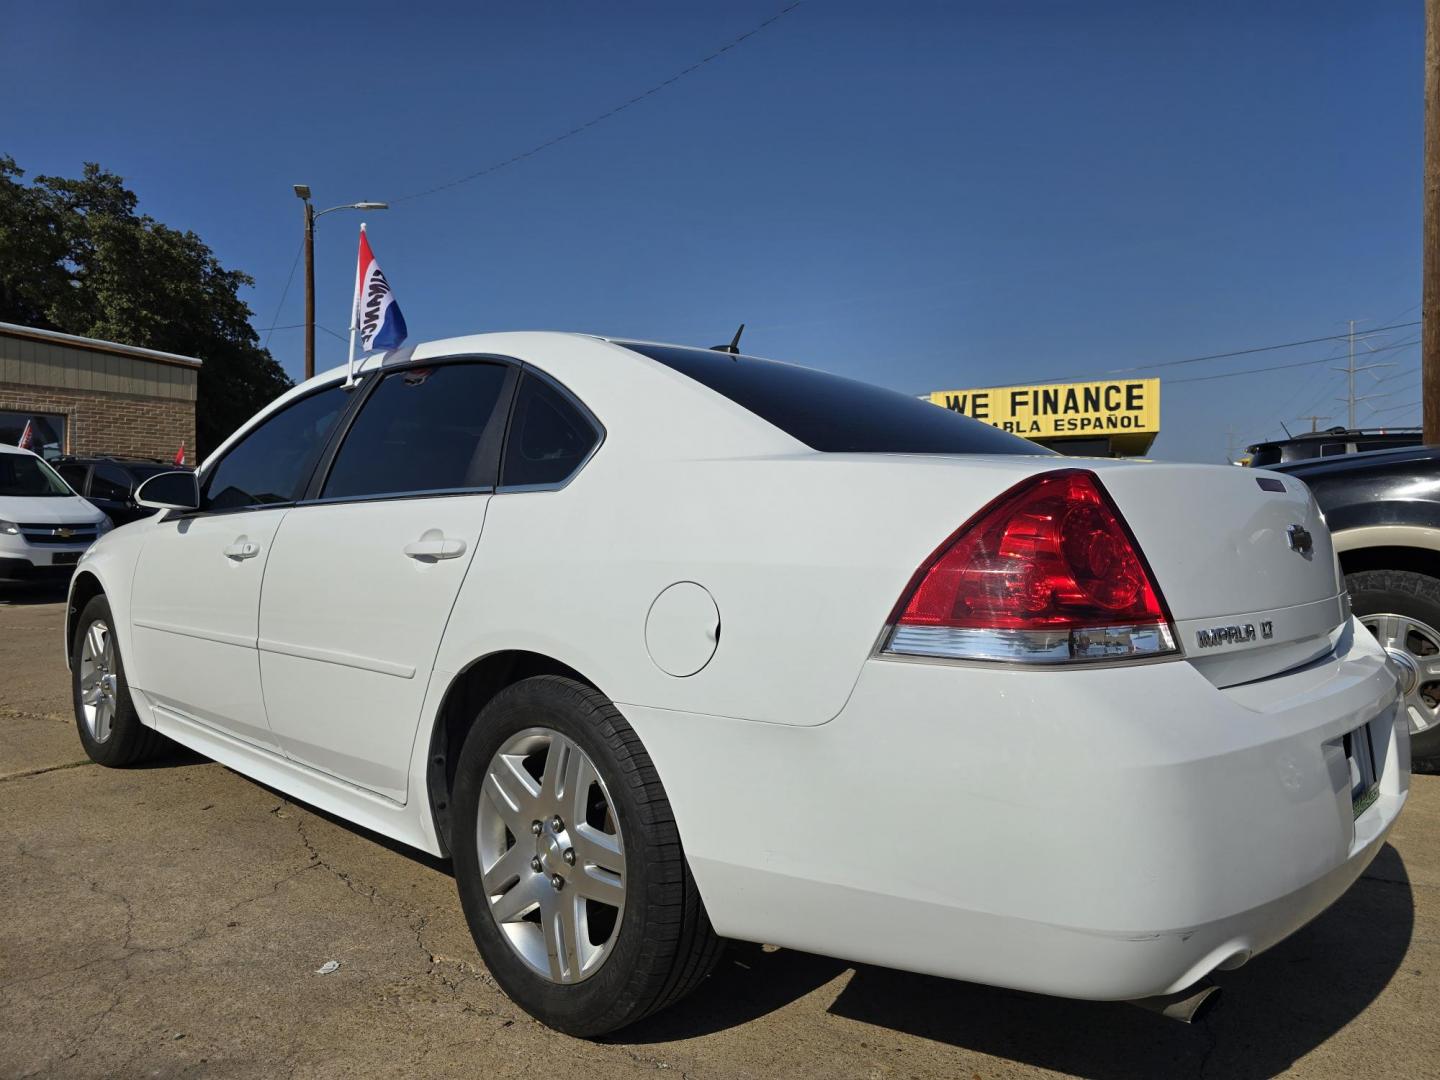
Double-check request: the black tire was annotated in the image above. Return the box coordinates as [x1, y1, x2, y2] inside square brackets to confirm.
[451, 675, 722, 1036]
[70, 594, 168, 767]
[1347, 568, 1440, 765]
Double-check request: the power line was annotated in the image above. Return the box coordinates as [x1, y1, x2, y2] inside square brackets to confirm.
[1165, 339, 1420, 386]
[262, 238, 305, 349]
[1091, 321, 1420, 378]
[389, 2, 806, 205]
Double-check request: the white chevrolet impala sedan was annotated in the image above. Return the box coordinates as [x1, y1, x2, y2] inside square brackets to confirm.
[66, 332, 1408, 1035]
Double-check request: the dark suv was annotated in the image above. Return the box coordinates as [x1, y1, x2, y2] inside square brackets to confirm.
[1247, 427, 1420, 467]
[52, 457, 183, 527]
[1276, 444, 1440, 767]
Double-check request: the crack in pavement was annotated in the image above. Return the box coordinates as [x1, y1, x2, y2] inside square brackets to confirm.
[0, 759, 93, 783]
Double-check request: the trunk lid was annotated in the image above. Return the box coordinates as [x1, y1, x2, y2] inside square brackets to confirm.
[1088, 461, 1344, 686]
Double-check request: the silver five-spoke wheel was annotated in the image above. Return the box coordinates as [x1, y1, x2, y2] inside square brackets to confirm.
[1361, 612, 1440, 736]
[478, 727, 626, 984]
[78, 619, 119, 743]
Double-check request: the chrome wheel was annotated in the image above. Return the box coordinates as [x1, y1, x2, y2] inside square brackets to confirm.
[1361, 613, 1440, 737]
[78, 619, 118, 743]
[477, 727, 626, 984]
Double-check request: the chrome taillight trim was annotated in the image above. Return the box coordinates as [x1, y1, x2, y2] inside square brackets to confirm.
[883, 622, 1178, 664]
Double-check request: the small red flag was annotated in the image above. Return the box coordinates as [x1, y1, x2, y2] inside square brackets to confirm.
[17, 419, 34, 450]
[174, 442, 185, 467]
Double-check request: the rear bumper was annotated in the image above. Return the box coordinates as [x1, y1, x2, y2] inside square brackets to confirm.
[623, 617, 1408, 1001]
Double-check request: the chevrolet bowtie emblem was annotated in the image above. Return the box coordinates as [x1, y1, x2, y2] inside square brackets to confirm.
[56, 527, 73, 539]
[1287, 524, 1313, 557]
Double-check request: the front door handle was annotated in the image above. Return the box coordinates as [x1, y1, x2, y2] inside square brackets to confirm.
[404, 534, 467, 561]
[223, 539, 260, 561]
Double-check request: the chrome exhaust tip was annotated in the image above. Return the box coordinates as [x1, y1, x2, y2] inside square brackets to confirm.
[1128, 980, 1220, 1023]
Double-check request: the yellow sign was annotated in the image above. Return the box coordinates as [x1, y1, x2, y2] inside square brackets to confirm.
[927, 378, 1160, 440]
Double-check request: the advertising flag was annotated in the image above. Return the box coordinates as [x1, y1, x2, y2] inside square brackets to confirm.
[17, 419, 34, 451]
[352, 226, 407, 354]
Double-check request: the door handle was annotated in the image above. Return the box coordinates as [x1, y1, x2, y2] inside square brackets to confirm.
[403, 536, 467, 561]
[223, 539, 260, 561]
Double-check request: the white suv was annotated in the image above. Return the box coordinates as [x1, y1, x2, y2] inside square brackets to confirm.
[0, 443, 110, 583]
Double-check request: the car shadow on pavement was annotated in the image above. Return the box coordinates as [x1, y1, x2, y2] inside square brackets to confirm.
[621, 844, 1414, 1080]
[0, 581, 71, 606]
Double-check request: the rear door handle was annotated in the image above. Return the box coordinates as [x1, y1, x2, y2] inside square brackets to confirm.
[223, 540, 260, 561]
[403, 536, 467, 561]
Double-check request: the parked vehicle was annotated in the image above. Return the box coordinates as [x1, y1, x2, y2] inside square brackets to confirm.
[1246, 426, 1420, 467]
[65, 333, 1407, 1035]
[0, 443, 111, 582]
[1275, 444, 1440, 765]
[52, 456, 181, 527]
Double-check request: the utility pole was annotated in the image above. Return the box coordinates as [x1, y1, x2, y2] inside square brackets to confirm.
[302, 197, 315, 381]
[1347, 319, 1356, 428]
[1298, 414, 1331, 433]
[1334, 319, 1393, 428]
[291, 186, 389, 381]
[1426, 0, 1440, 443]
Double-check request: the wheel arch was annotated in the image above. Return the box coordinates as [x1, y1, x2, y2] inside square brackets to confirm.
[426, 650, 596, 854]
[1337, 542, 1440, 582]
[65, 570, 107, 669]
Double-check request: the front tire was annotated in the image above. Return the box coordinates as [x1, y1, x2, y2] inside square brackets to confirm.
[1348, 568, 1440, 765]
[70, 594, 167, 767]
[451, 675, 722, 1036]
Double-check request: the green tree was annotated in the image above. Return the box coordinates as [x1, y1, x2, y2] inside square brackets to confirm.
[0, 156, 292, 456]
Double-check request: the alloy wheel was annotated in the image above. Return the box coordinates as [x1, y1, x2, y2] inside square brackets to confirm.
[78, 619, 119, 743]
[477, 727, 626, 984]
[1361, 612, 1440, 737]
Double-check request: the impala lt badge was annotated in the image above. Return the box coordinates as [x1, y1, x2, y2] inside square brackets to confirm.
[1287, 524, 1313, 557]
[1196, 623, 1257, 649]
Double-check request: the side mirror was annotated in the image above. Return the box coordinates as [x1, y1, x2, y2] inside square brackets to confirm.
[135, 471, 201, 511]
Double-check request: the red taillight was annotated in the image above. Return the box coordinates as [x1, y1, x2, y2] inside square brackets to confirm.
[884, 470, 1177, 663]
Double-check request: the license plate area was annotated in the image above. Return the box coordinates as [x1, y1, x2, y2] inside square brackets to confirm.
[1344, 723, 1381, 819]
[51, 551, 81, 566]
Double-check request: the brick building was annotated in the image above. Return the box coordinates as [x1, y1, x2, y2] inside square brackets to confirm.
[0, 322, 199, 463]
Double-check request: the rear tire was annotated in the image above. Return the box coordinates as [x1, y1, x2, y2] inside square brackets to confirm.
[70, 594, 168, 767]
[1347, 568, 1440, 765]
[451, 675, 722, 1036]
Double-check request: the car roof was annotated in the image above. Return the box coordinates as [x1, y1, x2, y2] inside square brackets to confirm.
[0, 443, 40, 458]
[1272, 443, 1440, 475]
[1248, 429, 1421, 452]
[53, 455, 167, 468]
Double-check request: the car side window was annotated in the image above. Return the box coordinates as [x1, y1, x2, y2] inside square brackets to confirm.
[203, 386, 349, 512]
[321, 362, 511, 500]
[90, 463, 131, 502]
[1320, 443, 1347, 457]
[55, 463, 89, 492]
[500, 374, 600, 488]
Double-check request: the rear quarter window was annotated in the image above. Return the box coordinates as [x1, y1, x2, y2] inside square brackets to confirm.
[620, 342, 1041, 456]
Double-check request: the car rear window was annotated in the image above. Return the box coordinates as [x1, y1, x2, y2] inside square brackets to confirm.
[619, 342, 1042, 456]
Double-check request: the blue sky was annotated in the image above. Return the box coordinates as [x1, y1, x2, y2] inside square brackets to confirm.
[2, 0, 1424, 461]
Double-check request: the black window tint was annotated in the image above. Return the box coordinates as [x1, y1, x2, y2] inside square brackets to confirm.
[55, 464, 89, 491]
[1320, 443, 1348, 457]
[500, 374, 600, 487]
[323, 363, 509, 499]
[90, 463, 131, 501]
[623, 343, 1040, 455]
[203, 387, 349, 511]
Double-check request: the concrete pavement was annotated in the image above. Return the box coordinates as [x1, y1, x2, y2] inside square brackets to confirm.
[2, 589, 1437, 1079]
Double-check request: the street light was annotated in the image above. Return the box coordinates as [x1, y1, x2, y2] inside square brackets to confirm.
[293, 185, 389, 380]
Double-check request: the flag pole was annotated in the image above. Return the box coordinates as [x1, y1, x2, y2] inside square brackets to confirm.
[345, 223, 365, 388]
